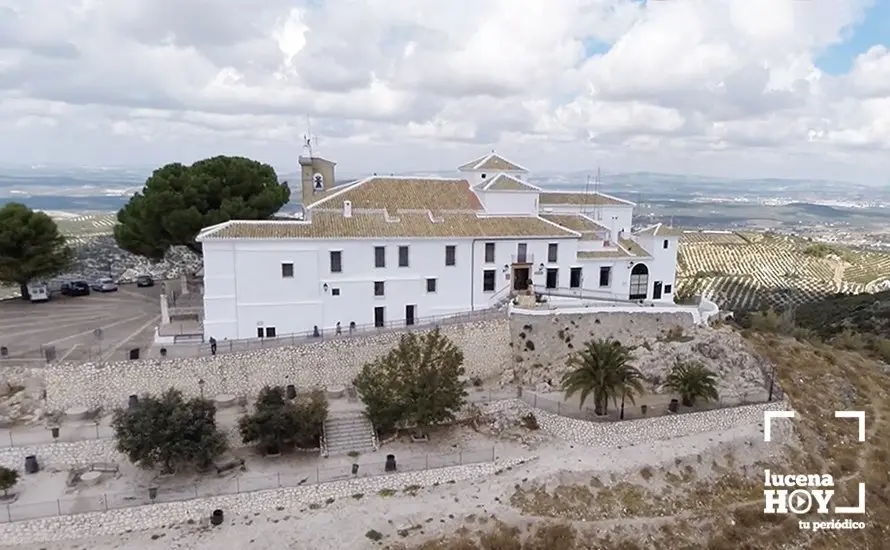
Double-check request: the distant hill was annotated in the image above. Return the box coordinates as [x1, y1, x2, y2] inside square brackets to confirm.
[784, 202, 851, 219]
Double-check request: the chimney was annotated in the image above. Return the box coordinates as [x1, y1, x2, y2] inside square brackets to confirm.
[343, 200, 352, 218]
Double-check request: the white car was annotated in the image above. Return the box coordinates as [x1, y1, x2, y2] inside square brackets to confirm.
[27, 283, 50, 303]
[91, 278, 119, 292]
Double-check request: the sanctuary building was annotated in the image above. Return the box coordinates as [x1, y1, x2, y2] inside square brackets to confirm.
[196, 147, 681, 340]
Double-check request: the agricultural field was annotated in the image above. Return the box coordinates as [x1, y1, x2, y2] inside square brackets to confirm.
[676, 231, 890, 311]
[54, 213, 118, 245]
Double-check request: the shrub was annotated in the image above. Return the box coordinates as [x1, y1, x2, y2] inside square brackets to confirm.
[0, 466, 19, 497]
[111, 388, 227, 473]
[238, 386, 328, 454]
[520, 413, 540, 430]
[354, 329, 467, 439]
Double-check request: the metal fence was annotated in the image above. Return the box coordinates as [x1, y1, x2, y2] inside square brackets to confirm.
[519, 389, 768, 422]
[170, 307, 508, 353]
[1, 447, 496, 523]
[0, 423, 114, 448]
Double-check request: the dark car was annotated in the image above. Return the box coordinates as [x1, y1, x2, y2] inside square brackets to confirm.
[61, 280, 90, 296]
[136, 275, 154, 287]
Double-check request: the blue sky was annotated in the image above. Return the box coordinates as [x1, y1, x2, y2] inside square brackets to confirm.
[816, 0, 890, 74]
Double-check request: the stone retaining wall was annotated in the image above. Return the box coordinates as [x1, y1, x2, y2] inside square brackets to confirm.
[45, 319, 510, 411]
[0, 439, 118, 471]
[0, 456, 535, 544]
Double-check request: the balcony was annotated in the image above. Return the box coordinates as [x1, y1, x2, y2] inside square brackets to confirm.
[511, 253, 534, 264]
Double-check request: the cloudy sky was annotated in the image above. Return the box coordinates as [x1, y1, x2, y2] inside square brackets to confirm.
[1, 0, 889, 183]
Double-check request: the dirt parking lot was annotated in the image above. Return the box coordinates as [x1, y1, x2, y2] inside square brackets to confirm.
[0, 285, 162, 364]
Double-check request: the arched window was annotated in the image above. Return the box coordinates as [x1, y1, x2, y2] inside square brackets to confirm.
[629, 263, 649, 300]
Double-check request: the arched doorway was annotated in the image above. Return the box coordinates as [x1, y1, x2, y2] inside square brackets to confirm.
[629, 263, 648, 300]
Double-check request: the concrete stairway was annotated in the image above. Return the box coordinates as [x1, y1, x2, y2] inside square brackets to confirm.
[323, 412, 377, 455]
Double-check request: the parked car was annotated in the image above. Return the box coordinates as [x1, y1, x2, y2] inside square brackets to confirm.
[27, 283, 50, 303]
[61, 280, 91, 296]
[91, 278, 119, 292]
[136, 275, 154, 287]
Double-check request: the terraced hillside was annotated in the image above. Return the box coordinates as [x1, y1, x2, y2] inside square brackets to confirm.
[53, 213, 118, 244]
[676, 231, 890, 311]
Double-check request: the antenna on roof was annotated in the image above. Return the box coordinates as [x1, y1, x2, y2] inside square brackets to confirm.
[595, 167, 601, 205]
[306, 115, 318, 157]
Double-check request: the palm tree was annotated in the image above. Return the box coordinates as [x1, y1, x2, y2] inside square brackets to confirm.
[561, 338, 643, 417]
[665, 359, 719, 407]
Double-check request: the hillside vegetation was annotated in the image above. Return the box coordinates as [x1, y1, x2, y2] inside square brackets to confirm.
[393, 303, 890, 549]
[677, 232, 890, 311]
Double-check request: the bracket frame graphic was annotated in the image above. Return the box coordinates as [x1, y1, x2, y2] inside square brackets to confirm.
[762, 409, 867, 514]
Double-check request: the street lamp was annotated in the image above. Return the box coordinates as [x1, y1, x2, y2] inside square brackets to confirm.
[198, 378, 205, 399]
[767, 366, 776, 402]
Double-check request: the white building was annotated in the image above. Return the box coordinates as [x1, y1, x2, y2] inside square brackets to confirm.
[197, 150, 681, 340]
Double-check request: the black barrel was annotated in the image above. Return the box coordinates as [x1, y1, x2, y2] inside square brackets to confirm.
[25, 455, 39, 474]
[385, 454, 397, 472]
[211, 509, 224, 526]
[286, 384, 297, 400]
[128, 395, 139, 409]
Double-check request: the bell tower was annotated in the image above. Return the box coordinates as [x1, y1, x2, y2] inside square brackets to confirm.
[299, 130, 336, 206]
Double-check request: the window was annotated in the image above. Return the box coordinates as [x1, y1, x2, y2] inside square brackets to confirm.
[374, 306, 385, 328]
[545, 268, 558, 289]
[331, 288, 341, 296]
[484, 242, 495, 263]
[398, 245, 409, 267]
[374, 246, 386, 268]
[664, 284, 672, 294]
[548, 243, 558, 263]
[629, 264, 649, 300]
[374, 281, 385, 297]
[516, 243, 528, 263]
[426, 278, 437, 293]
[599, 266, 611, 287]
[281, 263, 294, 278]
[445, 245, 456, 266]
[570, 267, 582, 288]
[482, 269, 496, 292]
[663, 239, 669, 249]
[329, 251, 342, 273]
[481, 173, 487, 179]
[265, 327, 276, 338]
[256, 327, 264, 338]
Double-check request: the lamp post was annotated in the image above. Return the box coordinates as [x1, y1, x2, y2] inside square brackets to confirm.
[767, 366, 776, 402]
[198, 378, 205, 399]
[619, 374, 626, 421]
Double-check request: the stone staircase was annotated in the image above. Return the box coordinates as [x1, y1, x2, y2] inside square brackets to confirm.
[323, 411, 377, 455]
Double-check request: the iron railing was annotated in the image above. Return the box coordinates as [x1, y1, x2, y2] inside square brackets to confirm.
[181, 307, 508, 354]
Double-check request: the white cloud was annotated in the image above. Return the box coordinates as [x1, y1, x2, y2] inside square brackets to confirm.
[0, 0, 887, 183]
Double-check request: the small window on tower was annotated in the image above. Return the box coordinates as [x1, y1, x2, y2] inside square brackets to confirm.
[481, 174, 486, 179]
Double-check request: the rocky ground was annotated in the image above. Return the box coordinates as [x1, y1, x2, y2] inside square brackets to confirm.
[0, 236, 201, 300]
[0, 367, 46, 428]
[508, 324, 772, 401]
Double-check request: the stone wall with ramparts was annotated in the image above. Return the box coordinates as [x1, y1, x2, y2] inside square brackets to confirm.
[44, 319, 510, 412]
